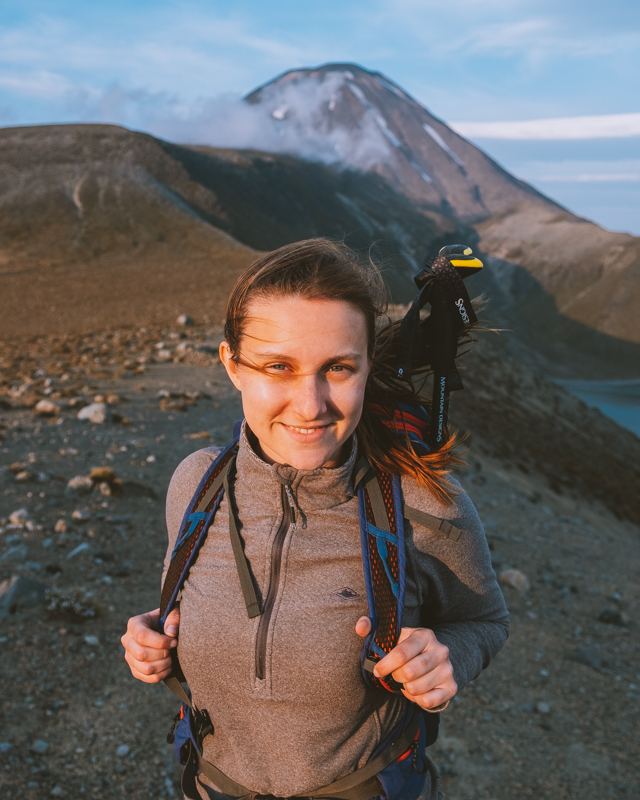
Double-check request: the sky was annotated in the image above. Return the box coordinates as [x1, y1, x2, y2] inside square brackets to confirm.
[1, 0, 639, 234]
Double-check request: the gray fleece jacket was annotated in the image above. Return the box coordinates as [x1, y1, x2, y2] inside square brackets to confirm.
[163, 428, 509, 799]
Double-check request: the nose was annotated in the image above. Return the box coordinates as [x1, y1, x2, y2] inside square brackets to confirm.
[291, 373, 329, 421]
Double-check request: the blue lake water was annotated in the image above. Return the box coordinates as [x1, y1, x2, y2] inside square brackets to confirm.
[557, 379, 640, 439]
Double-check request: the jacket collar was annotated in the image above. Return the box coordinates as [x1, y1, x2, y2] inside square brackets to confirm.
[235, 422, 358, 512]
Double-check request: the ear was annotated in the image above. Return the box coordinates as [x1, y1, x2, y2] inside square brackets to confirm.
[219, 342, 242, 391]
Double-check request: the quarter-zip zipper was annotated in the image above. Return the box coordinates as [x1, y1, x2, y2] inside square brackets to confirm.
[255, 483, 293, 680]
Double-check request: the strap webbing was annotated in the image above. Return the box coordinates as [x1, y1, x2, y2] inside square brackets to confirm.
[403, 505, 462, 541]
[182, 710, 420, 800]
[224, 463, 261, 619]
[364, 472, 390, 533]
[194, 462, 230, 514]
[353, 456, 372, 491]
[164, 675, 192, 708]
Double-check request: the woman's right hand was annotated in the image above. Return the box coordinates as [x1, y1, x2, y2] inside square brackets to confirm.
[121, 606, 181, 683]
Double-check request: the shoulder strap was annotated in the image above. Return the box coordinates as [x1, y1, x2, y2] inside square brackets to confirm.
[403, 504, 463, 542]
[356, 462, 406, 693]
[160, 439, 239, 626]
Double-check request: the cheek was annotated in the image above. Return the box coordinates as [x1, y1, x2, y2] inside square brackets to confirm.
[240, 376, 287, 418]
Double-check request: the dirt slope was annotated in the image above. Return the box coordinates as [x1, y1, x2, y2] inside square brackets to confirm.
[0, 123, 467, 341]
[0, 323, 637, 799]
[477, 204, 640, 344]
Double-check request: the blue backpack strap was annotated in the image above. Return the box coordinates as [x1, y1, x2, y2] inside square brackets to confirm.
[357, 464, 407, 693]
[160, 438, 239, 626]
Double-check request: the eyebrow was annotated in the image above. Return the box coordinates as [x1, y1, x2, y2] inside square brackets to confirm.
[249, 351, 364, 365]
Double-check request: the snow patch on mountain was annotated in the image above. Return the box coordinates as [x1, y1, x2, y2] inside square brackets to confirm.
[423, 124, 465, 169]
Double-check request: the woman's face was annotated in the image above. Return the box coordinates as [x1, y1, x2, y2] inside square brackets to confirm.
[220, 295, 370, 470]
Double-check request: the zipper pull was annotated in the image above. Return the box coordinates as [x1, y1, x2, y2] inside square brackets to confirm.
[284, 484, 297, 532]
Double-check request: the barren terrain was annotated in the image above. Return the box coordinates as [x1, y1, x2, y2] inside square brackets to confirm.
[0, 321, 638, 800]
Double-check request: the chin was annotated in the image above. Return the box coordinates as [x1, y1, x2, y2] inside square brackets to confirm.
[287, 450, 334, 471]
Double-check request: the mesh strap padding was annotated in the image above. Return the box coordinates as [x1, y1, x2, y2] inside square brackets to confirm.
[160, 442, 239, 623]
[359, 467, 406, 693]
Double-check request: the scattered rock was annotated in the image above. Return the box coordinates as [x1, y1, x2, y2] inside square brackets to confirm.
[0, 575, 47, 623]
[31, 740, 49, 754]
[499, 568, 530, 594]
[50, 787, 64, 796]
[184, 431, 210, 440]
[145, 454, 156, 463]
[66, 475, 94, 495]
[8, 508, 29, 525]
[44, 587, 98, 621]
[177, 314, 194, 326]
[598, 609, 629, 626]
[0, 544, 28, 564]
[34, 399, 60, 417]
[535, 701, 551, 714]
[105, 393, 122, 405]
[83, 635, 100, 646]
[54, 519, 67, 534]
[160, 398, 187, 412]
[14, 470, 35, 482]
[116, 744, 130, 758]
[573, 644, 603, 671]
[66, 542, 91, 560]
[99, 481, 112, 496]
[77, 402, 110, 424]
[0, 742, 12, 753]
[88, 466, 118, 483]
[71, 509, 91, 521]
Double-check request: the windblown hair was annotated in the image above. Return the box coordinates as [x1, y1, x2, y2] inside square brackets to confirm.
[224, 238, 472, 503]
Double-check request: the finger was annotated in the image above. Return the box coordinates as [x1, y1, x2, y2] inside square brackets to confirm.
[129, 663, 173, 684]
[129, 612, 177, 650]
[389, 650, 440, 686]
[405, 684, 456, 711]
[164, 606, 181, 638]
[125, 649, 173, 676]
[124, 634, 172, 664]
[401, 660, 456, 697]
[355, 616, 372, 637]
[374, 628, 432, 678]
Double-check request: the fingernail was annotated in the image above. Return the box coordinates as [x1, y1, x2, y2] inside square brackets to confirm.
[167, 625, 177, 636]
[373, 668, 380, 677]
[170, 639, 178, 648]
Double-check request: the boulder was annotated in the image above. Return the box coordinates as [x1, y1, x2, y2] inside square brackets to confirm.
[499, 568, 530, 594]
[65, 475, 94, 495]
[77, 403, 110, 424]
[0, 575, 47, 623]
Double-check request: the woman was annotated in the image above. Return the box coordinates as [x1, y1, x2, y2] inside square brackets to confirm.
[122, 239, 509, 800]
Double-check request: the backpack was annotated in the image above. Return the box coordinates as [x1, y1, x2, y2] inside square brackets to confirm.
[159, 409, 466, 800]
[157, 244, 479, 800]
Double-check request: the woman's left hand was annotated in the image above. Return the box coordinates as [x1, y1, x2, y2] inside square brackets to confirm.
[355, 617, 457, 710]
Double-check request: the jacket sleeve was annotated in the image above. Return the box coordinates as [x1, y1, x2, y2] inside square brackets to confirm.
[401, 476, 509, 693]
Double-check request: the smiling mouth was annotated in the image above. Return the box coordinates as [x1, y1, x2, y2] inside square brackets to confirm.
[283, 423, 332, 435]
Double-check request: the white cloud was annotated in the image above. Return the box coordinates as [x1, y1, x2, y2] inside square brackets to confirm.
[537, 173, 640, 182]
[450, 112, 640, 140]
[0, 70, 75, 100]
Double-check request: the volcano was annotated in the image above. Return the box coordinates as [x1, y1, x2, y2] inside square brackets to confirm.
[245, 63, 561, 222]
[245, 64, 640, 344]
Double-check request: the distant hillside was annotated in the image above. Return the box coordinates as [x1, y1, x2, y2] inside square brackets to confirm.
[0, 123, 466, 339]
[476, 203, 640, 344]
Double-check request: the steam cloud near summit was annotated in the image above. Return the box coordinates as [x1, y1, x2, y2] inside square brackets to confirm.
[84, 73, 391, 168]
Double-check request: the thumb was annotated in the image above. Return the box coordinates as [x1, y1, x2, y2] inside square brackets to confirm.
[355, 616, 372, 638]
[164, 606, 181, 639]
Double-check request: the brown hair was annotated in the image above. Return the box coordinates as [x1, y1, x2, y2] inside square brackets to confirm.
[224, 238, 468, 503]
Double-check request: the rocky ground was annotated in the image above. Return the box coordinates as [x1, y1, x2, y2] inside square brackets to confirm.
[0, 321, 638, 800]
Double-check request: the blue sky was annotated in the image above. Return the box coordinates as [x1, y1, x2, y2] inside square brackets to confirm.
[1, 0, 639, 233]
